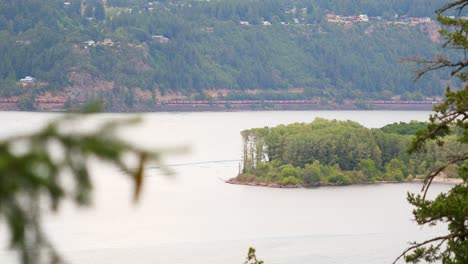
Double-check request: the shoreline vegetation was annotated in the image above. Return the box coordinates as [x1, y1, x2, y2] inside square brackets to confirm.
[0, 100, 437, 112]
[231, 118, 464, 188]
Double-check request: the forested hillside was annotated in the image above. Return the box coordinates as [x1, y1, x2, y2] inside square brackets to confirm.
[0, 0, 459, 110]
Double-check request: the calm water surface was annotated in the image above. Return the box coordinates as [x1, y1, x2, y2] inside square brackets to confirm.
[0, 111, 453, 264]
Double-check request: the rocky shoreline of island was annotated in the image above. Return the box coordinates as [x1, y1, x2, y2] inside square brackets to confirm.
[226, 176, 463, 189]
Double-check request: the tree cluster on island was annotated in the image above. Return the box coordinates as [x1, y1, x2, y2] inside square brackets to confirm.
[233, 119, 464, 187]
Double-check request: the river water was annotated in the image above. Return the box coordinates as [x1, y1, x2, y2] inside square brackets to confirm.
[0, 111, 454, 264]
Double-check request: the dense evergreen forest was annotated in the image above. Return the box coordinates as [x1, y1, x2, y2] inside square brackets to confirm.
[0, 0, 460, 109]
[234, 119, 464, 186]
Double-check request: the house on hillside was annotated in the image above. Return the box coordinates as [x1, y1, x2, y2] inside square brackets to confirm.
[15, 40, 31, 45]
[19, 76, 35, 83]
[84, 40, 95, 46]
[101, 38, 114, 46]
[152, 35, 169, 44]
[421, 17, 431, 23]
[359, 14, 369, 21]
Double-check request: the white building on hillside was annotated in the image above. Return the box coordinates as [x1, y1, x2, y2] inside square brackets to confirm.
[359, 14, 369, 21]
[20, 76, 35, 83]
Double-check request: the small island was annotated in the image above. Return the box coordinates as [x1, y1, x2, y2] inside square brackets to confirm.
[229, 119, 463, 188]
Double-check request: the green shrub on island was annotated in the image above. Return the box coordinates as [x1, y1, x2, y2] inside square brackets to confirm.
[234, 119, 465, 187]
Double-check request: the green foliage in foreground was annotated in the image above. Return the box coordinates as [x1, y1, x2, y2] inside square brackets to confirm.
[0, 108, 169, 264]
[394, 89, 468, 264]
[392, 1, 468, 260]
[237, 119, 464, 186]
[244, 247, 264, 264]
